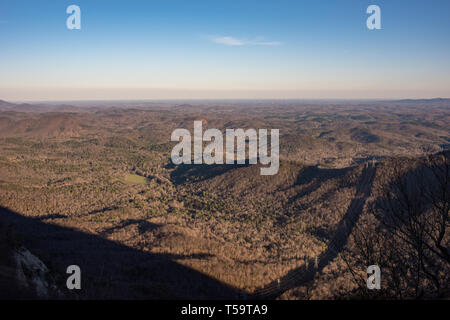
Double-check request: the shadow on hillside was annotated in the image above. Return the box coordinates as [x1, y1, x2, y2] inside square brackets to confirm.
[252, 163, 378, 299]
[99, 219, 162, 236]
[169, 163, 251, 185]
[294, 165, 351, 186]
[286, 165, 351, 208]
[0, 206, 241, 299]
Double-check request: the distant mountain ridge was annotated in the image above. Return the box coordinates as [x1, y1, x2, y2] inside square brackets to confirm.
[0, 99, 16, 109]
[394, 98, 450, 103]
[0, 99, 93, 113]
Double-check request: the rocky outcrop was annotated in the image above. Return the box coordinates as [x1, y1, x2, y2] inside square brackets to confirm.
[0, 220, 62, 299]
[13, 246, 61, 298]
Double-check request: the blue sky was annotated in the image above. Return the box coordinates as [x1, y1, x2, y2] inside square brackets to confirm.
[1, 0, 449, 100]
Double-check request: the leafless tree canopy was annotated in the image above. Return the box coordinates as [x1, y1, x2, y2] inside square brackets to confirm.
[348, 151, 449, 298]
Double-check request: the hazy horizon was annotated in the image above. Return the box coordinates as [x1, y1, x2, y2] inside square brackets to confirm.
[4, 96, 450, 105]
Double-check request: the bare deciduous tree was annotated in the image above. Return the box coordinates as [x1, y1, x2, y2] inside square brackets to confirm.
[346, 152, 449, 298]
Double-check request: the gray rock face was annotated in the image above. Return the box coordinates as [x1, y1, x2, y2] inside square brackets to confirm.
[14, 247, 50, 297]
